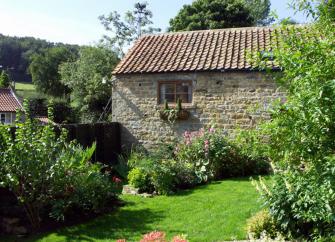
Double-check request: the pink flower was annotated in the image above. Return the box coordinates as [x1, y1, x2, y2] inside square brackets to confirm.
[183, 131, 191, 138]
[140, 231, 166, 242]
[116, 240, 126, 242]
[113, 177, 122, 183]
[172, 236, 188, 242]
[209, 127, 215, 133]
[204, 140, 210, 150]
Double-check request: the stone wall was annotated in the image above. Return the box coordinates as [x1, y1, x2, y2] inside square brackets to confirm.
[112, 71, 284, 150]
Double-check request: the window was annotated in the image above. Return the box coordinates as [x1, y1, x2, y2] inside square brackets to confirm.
[159, 81, 192, 104]
[0, 113, 13, 124]
[0, 113, 5, 124]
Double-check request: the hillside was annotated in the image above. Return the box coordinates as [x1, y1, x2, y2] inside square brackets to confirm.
[0, 34, 79, 83]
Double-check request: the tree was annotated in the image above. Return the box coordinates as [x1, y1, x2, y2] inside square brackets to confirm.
[99, 2, 160, 57]
[169, 0, 254, 32]
[0, 34, 79, 83]
[0, 70, 11, 88]
[59, 46, 119, 122]
[279, 17, 299, 25]
[245, 0, 274, 26]
[169, 0, 272, 32]
[29, 46, 78, 97]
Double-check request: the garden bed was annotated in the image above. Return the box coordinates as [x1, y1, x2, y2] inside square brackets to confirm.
[26, 177, 270, 242]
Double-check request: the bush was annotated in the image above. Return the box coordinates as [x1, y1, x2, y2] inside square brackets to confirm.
[0, 106, 120, 230]
[247, 209, 278, 239]
[28, 97, 78, 123]
[256, 160, 335, 240]
[175, 127, 270, 181]
[127, 148, 196, 194]
[245, 2, 335, 240]
[52, 99, 77, 123]
[128, 167, 153, 193]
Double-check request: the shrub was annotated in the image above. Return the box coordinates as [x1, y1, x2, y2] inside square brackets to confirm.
[256, 161, 335, 240]
[28, 98, 78, 123]
[246, 209, 278, 239]
[175, 127, 269, 181]
[127, 148, 196, 194]
[128, 167, 153, 193]
[0, 106, 120, 230]
[51, 99, 77, 123]
[245, 2, 335, 240]
[150, 159, 185, 194]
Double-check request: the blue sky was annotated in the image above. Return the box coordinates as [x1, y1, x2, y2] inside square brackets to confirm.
[0, 0, 308, 45]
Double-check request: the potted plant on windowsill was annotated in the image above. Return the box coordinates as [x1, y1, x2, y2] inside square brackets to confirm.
[159, 99, 190, 123]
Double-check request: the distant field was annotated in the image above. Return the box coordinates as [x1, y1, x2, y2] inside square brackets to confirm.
[14, 82, 39, 99]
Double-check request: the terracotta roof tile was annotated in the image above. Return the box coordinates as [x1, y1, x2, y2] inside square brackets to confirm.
[113, 26, 278, 75]
[0, 88, 22, 112]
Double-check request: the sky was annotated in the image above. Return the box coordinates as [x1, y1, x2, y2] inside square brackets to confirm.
[0, 0, 309, 46]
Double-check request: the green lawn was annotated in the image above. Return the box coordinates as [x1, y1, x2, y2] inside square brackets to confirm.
[28, 178, 266, 242]
[14, 82, 39, 99]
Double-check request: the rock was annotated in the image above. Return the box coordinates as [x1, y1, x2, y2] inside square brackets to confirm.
[141, 193, 153, 198]
[122, 185, 139, 195]
[122, 185, 154, 198]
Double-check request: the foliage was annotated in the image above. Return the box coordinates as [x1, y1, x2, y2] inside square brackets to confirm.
[245, 0, 274, 26]
[31, 178, 264, 241]
[51, 99, 78, 123]
[127, 147, 195, 194]
[241, 0, 335, 240]
[128, 127, 269, 194]
[0, 34, 79, 83]
[99, 2, 160, 57]
[59, 46, 119, 122]
[27, 97, 77, 123]
[0, 105, 120, 230]
[246, 209, 278, 239]
[176, 127, 270, 181]
[29, 46, 78, 97]
[159, 99, 190, 123]
[0, 70, 11, 88]
[128, 167, 153, 193]
[169, 0, 272, 32]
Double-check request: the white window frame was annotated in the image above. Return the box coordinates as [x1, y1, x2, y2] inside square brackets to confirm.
[0, 112, 14, 124]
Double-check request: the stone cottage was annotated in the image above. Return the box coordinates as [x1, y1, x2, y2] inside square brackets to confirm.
[112, 26, 283, 149]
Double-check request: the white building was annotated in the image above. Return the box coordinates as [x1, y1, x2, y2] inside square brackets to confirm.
[0, 88, 22, 124]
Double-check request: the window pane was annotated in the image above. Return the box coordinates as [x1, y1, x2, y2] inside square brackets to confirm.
[159, 82, 192, 104]
[5, 113, 11, 123]
[176, 82, 192, 103]
[164, 94, 175, 103]
[176, 93, 189, 103]
[164, 84, 175, 94]
[176, 84, 189, 93]
[0, 114, 5, 123]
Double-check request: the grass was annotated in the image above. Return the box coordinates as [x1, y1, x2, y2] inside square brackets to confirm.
[28, 177, 267, 242]
[14, 82, 40, 99]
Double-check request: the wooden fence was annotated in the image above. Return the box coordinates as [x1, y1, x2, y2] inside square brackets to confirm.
[60, 122, 121, 165]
